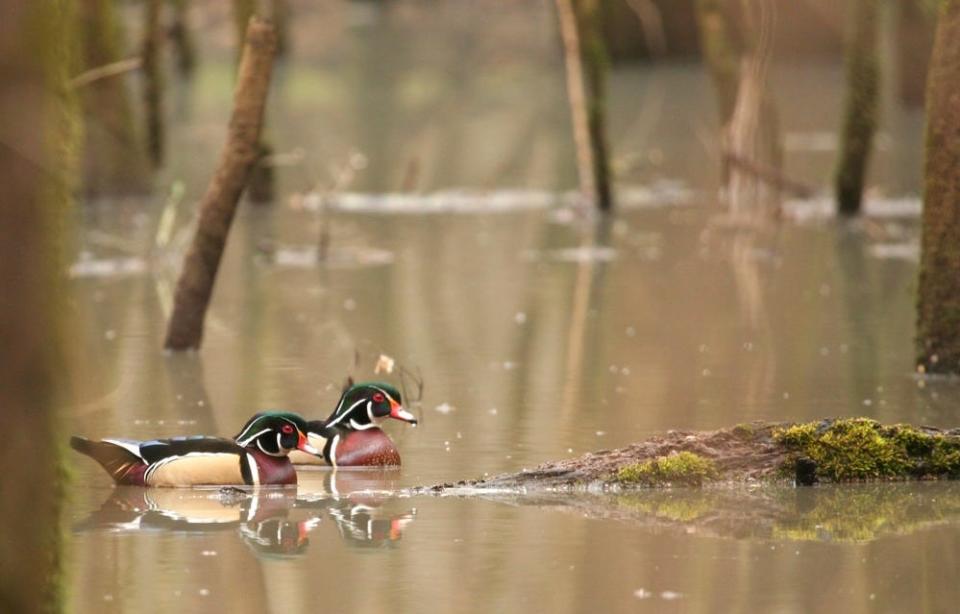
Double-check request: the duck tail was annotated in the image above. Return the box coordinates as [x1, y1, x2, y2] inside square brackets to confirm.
[70, 436, 143, 484]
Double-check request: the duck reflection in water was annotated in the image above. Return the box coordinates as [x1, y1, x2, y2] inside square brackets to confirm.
[75, 469, 415, 556]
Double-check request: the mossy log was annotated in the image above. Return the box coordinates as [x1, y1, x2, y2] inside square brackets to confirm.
[916, 0, 960, 374]
[0, 1, 76, 611]
[164, 17, 277, 350]
[835, 0, 881, 216]
[424, 418, 960, 493]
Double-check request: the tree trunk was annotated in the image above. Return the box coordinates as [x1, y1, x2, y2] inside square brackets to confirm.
[695, 0, 744, 126]
[143, 0, 164, 167]
[916, 1, 960, 374]
[0, 2, 76, 611]
[165, 17, 277, 350]
[835, 0, 880, 216]
[77, 0, 150, 195]
[272, 0, 290, 57]
[170, 0, 197, 76]
[233, 0, 275, 203]
[554, 0, 614, 211]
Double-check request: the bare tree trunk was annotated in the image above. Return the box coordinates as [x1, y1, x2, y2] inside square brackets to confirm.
[695, 0, 744, 126]
[143, 0, 164, 167]
[700, 0, 782, 218]
[165, 17, 277, 351]
[233, 0, 275, 204]
[170, 0, 197, 76]
[555, 0, 614, 211]
[835, 0, 880, 216]
[77, 0, 150, 195]
[916, 1, 960, 374]
[0, 2, 76, 611]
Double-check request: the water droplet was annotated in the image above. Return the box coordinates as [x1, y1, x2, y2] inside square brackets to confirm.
[198, 589, 210, 597]
[343, 298, 357, 311]
[863, 399, 873, 406]
[434, 403, 455, 414]
[660, 591, 683, 601]
[701, 368, 711, 377]
[633, 589, 652, 600]
[488, 408, 498, 415]
[595, 431, 606, 437]
[104, 329, 116, 341]
[514, 312, 527, 324]
[625, 326, 636, 337]
[819, 347, 830, 356]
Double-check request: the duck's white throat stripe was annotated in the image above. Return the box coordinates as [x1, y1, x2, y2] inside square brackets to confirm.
[246, 453, 260, 486]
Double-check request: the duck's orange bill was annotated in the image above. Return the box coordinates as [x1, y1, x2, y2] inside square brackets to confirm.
[389, 399, 418, 425]
[297, 432, 321, 455]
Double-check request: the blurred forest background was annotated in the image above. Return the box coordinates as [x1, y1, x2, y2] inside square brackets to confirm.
[4, 1, 960, 612]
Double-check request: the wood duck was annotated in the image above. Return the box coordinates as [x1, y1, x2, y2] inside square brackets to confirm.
[288, 382, 418, 467]
[71, 412, 319, 487]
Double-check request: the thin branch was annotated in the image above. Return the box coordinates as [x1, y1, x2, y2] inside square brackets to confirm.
[68, 57, 142, 90]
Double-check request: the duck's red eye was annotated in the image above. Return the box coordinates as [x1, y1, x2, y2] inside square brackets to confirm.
[281, 424, 294, 434]
[372, 392, 385, 403]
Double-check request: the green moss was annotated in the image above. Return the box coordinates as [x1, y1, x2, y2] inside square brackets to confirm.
[774, 418, 960, 481]
[732, 423, 756, 440]
[616, 452, 718, 487]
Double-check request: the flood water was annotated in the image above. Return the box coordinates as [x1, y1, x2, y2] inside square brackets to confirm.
[66, 2, 960, 612]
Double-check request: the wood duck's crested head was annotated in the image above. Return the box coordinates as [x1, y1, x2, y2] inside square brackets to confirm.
[234, 411, 319, 457]
[323, 382, 418, 432]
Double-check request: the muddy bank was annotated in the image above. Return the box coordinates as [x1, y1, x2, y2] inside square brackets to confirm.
[419, 419, 960, 493]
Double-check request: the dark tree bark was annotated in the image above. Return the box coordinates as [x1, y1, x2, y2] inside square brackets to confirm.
[143, 0, 164, 167]
[555, 0, 614, 211]
[0, 2, 75, 611]
[77, 0, 150, 194]
[165, 17, 277, 350]
[835, 0, 880, 216]
[170, 0, 197, 76]
[916, 1, 960, 374]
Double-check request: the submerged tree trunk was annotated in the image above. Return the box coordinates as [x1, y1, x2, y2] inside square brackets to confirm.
[233, 0, 275, 203]
[143, 0, 164, 167]
[77, 0, 150, 194]
[916, 1, 960, 374]
[835, 0, 880, 216]
[555, 0, 613, 211]
[170, 0, 197, 76]
[0, 2, 75, 611]
[165, 17, 277, 350]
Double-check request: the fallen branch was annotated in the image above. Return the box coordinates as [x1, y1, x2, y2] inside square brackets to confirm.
[164, 17, 277, 350]
[723, 150, 815, 198]
[68, 57, 142, 90]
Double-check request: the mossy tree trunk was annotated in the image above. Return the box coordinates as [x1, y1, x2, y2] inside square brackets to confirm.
[170, 0, 197, 76]
[0, 1, 76, 611]
[835, 0, 880, 216]
[916, 0, 960, 374]
[165, 17, 277, 350]
[554, 0, 614, 211]
[897, 0, 935, 108]
[143, 0, 164, 167]
[233, 0, 275, 203]
[77, 0, 150, 194]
